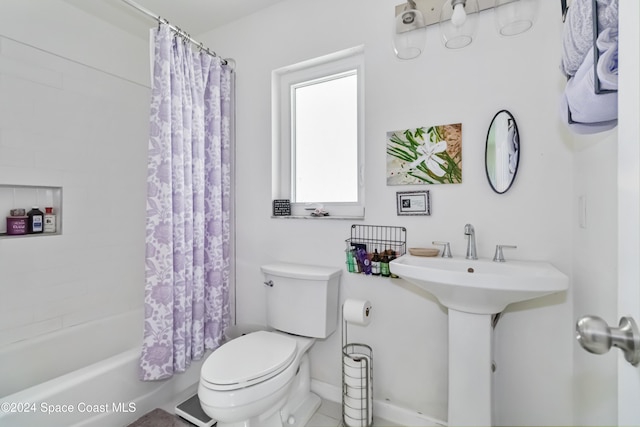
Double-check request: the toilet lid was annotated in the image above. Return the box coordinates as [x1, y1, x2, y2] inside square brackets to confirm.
[201, 331, 297, 389]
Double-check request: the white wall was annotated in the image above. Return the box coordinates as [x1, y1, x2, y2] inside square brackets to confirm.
[572, 130, 618, 426]
[0, 0, 150, 345]
[201, 1, 575, 424]
[570, 2, 640, 423]
[0, 1, 622, 425]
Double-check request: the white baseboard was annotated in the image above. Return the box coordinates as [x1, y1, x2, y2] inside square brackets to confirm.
[310, 380, 447, 427]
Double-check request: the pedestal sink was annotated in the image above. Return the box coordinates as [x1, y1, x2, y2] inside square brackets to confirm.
[390, 254, 568, 426]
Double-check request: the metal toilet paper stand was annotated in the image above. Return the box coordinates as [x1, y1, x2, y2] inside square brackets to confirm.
[342, 308, 373, 427]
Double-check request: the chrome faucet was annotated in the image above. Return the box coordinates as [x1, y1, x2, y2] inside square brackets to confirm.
[464, 224, 477, 260]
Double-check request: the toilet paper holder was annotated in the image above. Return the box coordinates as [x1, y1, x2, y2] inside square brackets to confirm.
[342, 343, 373, 427]
[342, 301, 373, 427]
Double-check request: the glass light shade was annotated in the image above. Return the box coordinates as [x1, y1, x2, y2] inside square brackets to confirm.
[494, 0, 538, 36]
[393, 9, 427, 60]
[439, 0, 479, 49]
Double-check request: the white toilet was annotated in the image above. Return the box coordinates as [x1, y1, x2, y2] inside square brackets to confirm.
[198, 263, 341, 427]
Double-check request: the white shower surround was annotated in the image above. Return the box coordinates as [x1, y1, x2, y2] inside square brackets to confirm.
[0, 310, 203, 427]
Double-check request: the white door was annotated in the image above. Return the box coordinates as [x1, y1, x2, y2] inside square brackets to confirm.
[617, 0, 640, 424]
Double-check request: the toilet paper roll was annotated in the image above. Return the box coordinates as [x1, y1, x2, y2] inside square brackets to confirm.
[344, 406, 363, 427]
[343, 299, 372, 326]
[343, 379, 373, 426]
[343, 356, 367, 391]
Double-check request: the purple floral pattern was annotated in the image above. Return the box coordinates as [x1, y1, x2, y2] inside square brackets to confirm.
[139, 24, 232, 381]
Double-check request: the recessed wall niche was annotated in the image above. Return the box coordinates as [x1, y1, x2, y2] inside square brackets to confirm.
[0, 184, 62, 238]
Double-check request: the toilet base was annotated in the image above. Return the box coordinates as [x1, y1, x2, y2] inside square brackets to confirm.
[279, 354, 321, 427]
[280, 392, 321, 427]
[206, 354, 322, 427]
[213, 392, 320, 427]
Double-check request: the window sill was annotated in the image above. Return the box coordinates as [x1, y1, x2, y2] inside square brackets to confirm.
[271, 215, 365, 221]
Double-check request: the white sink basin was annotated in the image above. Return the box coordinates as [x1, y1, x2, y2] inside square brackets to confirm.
[390, 254, 568, 314]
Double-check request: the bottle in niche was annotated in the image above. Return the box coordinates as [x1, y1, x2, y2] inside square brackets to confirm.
[27, 207, 44, 234]
[380, 252, 390, 277]
[371, 249, 381, 276]
[44, 207, 56, 233]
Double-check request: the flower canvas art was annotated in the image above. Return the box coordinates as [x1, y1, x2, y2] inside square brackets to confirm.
[386, 124, 462, 185]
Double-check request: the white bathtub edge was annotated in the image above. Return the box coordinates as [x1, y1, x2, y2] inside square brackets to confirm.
[0, 346, 209, 427]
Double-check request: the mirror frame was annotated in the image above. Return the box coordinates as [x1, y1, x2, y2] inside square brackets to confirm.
[485, 110, 520, 194]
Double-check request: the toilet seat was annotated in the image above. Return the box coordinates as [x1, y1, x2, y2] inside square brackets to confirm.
[200, 331, 297, 391]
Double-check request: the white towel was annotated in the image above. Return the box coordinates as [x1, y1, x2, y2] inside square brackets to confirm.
[596, 27, 618, 89]
[561, 0, 618, 77]
[560, 96, 617, 134]
[563, 27, 618, 130]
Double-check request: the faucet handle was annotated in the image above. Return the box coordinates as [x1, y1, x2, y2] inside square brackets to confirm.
[432, 241, 452, 258]
[493, 245, 517, 262]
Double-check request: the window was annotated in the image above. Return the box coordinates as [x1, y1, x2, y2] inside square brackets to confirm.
[272, 46, 364, 218]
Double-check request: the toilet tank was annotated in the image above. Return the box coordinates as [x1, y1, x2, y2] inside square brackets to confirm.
[261, 263, 341, 339]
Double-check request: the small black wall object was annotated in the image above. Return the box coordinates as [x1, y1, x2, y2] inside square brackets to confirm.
[272, 199, 291, 216]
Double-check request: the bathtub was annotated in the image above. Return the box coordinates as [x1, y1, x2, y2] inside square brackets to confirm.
[0, 310, 207, 427]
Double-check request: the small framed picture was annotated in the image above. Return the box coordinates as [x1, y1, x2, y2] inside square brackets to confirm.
[272, 199, 291, 216]
[396, 191, 431, 216]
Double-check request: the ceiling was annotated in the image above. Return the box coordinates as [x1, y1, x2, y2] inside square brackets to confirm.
[60, 0, 286, 39]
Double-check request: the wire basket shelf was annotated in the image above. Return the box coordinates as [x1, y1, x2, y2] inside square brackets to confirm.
[345, 224, 406, 275]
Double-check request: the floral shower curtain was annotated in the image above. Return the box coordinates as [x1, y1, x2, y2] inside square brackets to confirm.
[139, 24, 232, 381]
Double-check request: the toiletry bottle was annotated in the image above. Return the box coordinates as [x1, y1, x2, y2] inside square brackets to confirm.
[27, 207, 44, 234]
[44, 207, 56, 233]
[346, 246, 356, 273]
[6, 209, 27, 235]
[389, 250, 399, 278]
[380, 252, 390, 277]
[357, 248, 372, 275]
[371, 249, 381, 276]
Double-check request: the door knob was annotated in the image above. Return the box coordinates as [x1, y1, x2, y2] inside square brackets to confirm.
[576, 315, 640, 366]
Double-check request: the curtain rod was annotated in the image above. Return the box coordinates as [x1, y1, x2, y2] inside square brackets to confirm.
[121, 0, 228, 64]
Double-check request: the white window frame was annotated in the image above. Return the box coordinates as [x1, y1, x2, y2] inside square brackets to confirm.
[272, 46, 365, 218]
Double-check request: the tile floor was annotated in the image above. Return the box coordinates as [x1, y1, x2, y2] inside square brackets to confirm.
[161, 384, 398, 427]
[307, 398, 399, 427]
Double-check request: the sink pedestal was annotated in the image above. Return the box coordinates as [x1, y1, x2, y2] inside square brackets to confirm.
[448, 310, 493, 426]
[389, 254, 569, 427]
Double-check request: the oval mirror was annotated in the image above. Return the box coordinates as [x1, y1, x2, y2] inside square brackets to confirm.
[485, 110, 520, 194]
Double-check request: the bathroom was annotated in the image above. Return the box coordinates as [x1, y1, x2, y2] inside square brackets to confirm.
[0, 0, 637, 426]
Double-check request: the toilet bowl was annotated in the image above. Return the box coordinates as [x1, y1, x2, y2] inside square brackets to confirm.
[198, 330, 317, 427]
[197, 263, 342, 427]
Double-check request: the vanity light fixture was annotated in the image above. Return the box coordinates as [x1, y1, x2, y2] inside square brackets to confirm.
[393, 0, 427, 60]
[440, 0, 479, 49]
[392, 0, 538, 58]
[493, 0, 538, 36]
